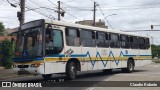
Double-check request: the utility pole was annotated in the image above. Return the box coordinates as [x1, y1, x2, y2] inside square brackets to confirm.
[93, 2, 96, 26]
[20, 0, 25, 26]
[93, 2, 99, 26]
[58, 1, 61, 21]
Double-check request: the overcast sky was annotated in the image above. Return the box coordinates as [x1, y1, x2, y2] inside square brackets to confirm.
[0, 0, 160, 45]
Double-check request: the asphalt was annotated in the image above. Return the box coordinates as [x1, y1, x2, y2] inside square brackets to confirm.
[0, 62, 160, 90]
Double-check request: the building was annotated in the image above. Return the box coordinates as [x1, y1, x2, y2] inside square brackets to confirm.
[75, 19, 108, 28]
[4, 27, 18, 35]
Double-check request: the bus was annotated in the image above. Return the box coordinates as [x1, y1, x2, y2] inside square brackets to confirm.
[12, 19, 152, 80]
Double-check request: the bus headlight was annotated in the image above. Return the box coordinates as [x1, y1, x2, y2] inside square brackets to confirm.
[30, 64, 35, 68]
[30, 64, 41, 68]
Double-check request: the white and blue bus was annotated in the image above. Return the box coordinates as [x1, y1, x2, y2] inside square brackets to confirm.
[13, 19, 152, 80]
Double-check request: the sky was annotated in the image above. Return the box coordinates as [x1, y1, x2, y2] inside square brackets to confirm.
[0, 0, 160, 45]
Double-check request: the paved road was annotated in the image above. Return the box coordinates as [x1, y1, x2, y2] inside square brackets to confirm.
[1, 62, 160, 90]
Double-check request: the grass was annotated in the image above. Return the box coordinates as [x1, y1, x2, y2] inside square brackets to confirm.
[152, 59, 160, 63]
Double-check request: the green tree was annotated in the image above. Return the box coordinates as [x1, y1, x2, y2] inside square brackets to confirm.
[1, 40, 14, 68]
[151, 44, 160, 58]
[0, 22, 5, 35]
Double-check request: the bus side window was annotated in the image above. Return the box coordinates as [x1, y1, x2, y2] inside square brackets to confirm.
[120, 35, 130, 49]
[138, 37, 146, 49]
[81, 30, 96, 47]
[145, 38, 150, 49]
[65, 27, 80, 46]
[130, 36, 138, 49]
[110, 33, 120, 48]
[96, 31, 108, 48]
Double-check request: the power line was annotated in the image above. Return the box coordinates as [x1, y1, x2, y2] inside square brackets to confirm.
[61, 2, 92, 11]
[25, 6, 56, 20]
[8, 0, 160, 11]
[28, 0, 43, 7]
[21, 0, 56, 20]
[27, 0, 81, 21]
[48, 0, 57, 7]
[98, 4, 114, 29]
[106, 2, 160, 8]
[62, 5, 160, 11]
[12, 0, 56, 20]
[65, 11, 81, 21]
[57, 2, 160, 11]
[63, 0, 79, 3]
[100, 5, 160, 11]
[25, 7, 57, 12]
[122, 30, 160, 32]
[3, 0, 57, 24]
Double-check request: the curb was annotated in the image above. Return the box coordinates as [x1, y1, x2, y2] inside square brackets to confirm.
[0, 75, 18, 80]
[0, 74, 33, 80]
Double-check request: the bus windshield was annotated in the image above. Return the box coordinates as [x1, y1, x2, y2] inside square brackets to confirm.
[15, 27, 43, 57]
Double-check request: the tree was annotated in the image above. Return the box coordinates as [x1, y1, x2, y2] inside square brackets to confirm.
[0, 22, 5, 35]
[1, 40, 14, 68]
[151, 44, 160, 58]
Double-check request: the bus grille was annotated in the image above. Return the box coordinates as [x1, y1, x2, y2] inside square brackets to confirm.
[18, 65, 29, 68]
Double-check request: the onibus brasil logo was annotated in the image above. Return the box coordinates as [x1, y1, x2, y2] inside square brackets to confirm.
[1, 82, 42, 87]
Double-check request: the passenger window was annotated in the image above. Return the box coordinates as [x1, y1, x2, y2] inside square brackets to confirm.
[66, 27, 80, 46]
[138, 37, 146, 49]
[145, 38, 150, 49]
[81, 30, 96, 47]
[96, 32, 109, 47]
[130, 36, 138, 49]
[110, 33, 120, 48]
[120, 35, 130, 49]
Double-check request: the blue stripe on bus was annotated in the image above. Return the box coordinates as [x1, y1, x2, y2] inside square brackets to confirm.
[45, 54, 65, 57]
[70, 54, 86, 57]
[13, 57, 44, 62]
[12, 51, 152, 63]
[123, 55, 152, 57]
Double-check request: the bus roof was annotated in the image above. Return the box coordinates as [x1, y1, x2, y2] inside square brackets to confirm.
[43, 19, 149, 38]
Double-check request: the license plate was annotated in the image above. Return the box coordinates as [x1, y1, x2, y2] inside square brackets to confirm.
[20, 68, 25, 71]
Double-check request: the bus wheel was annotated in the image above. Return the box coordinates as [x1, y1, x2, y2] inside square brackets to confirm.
[103, 69, 112, 73]
[122, 60, 134, 73]
[66, 62, 77, 80]
[42, 74, 52, 80]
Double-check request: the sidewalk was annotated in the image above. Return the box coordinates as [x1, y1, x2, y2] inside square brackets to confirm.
[0, 66, 18, 80]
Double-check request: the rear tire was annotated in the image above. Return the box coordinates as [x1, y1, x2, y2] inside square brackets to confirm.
[66, 62, 77, 80]
[42, 74, 52, 80]
[122, 60, 134, 73]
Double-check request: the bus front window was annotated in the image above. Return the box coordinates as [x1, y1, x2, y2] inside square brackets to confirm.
[45, 29, 63, 55]
[15, 27, 43, 57]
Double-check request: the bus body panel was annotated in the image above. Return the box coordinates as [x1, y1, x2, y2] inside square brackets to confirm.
[12, 19, 152, 75]
[96, 47, 110, 69]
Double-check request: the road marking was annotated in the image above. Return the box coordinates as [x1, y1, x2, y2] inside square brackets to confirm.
[153, 65, 160, 67]
[115, 73, 160, 77]
[86, 87, 95, 90]
[147, 64, 160, 67]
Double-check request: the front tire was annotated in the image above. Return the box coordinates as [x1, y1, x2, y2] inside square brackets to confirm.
[122, 60, 134, 73]
[66, 62, 77, 80]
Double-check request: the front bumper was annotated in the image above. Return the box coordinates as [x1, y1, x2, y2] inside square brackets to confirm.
[13, 64, 45, 75]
